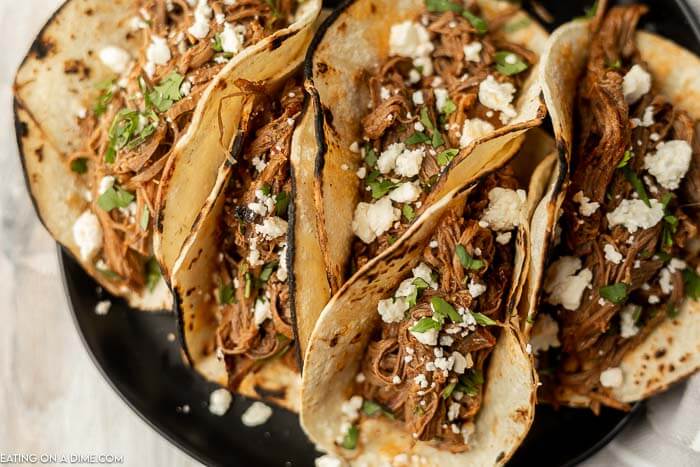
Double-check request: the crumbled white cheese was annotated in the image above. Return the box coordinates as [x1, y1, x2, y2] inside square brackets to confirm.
[389, 181, 421, 204]
[452, 351, 469, 374]
[380, 86, 391, 101]
[463, 41, 482, 62]
[411, 328, 438, 346]
[460, 118, 494, 148]
[649, 295, 660, 304]
[604, 243, 623, 265]
[341, 395, 363, 422]
[394, 148, 425, 178]
[392, 375, 402, 385]
[461, 422, 475, 444]
[622, 64, 651, 104]
[478, 75, 517, 122]
[412, 262, 438, 289]
[467, 280, 486, 298]
[315, 455, 344, 467]
[180, 79, 193, 97]
[573, 191, 600, 217]
[600, 367, 624, 388]
[378, 297, 409, 323]
[98, 46, 131, 74]
[73, 211, 103, 261]
[644, 140, 692, 190]
[480, 188, 526, 231]
[414, 374, 429, 389]
[659, 268, 674, 295]
[412, 90, 424, 106]
[97, 175, 115, 195]
[544, 256, 593, 311]
[276, 243, 288, 282]
[247, 237, 263, 266]
[255, 217, 287, 240]
[434, 88, 449, 113]
[495, 232, 512, 245]
[356, 167, 367, 179]
[208, 388, 232, 416]
[620, 305, 640, 339]
[241, 401, 273, 427]
[631, 105, 655, 127]
[188, 0, 213, 39]
[389, 21, 434, 59]
[220, 22, 246, 54]
[146, 36, 171, 66]
[352, 196, 401, 244]
[607, 198, 664, 233]
[95, 300, 111, 315]
[253, 298, 271, 327]
[447, 402, 460, 421]
[530, 314, 561, 354]
[377, 142, 405, 174]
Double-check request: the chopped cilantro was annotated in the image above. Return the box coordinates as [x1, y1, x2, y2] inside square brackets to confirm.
[666, 303, 679, 318]
[93, 81, 114, 117]
[456, 244, 484, 270]
[462, 10, 488, 34]
[259, 261, 278, 282]
[244, 271, 252, 298]
[437, 148, 459, 166]
[140, 205, 150, 231]
[425, 0, 463, 13]
[494, 51, 529, 76]
[617, 150, 633, 168]
[622, 166, 650, 207]
[662, 214, 679, 247]
[341, 425, 358, 450]
[406, 131, 430, 145]
[442, 381, 457, 399]
[364, 145, 378, 166]
[369, 179, 398, 199]
[683, 268, 700, 300]
[70, 158, 88, 174]
[600, 283, 629, 304]
[275, 191, 290, 217]
[419, 107, 444, 147]
[105, 109, 158, 162]
[361, 400, 395, 419]
[402, 204, 416, 221]
[410, 317, 441, 333]
[607, 59, 622, 70]
[503, 17, 531, 33]
[212, 34, 223, 52]
[218, 282, 235, 305]
[431, 296, 462, 324]
[145, 257, 161, 292]
[148, 72, 185, 113]
[661, 192, 675, 209]
[97, 186, 134, 212]
[260, 184, 272, 196]
[442, 98, 457, 115]
[472, 312, 497, 326]
[457, 370, 484, 396]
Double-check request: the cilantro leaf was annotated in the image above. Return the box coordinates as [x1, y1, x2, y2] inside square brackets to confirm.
[218, 281, 235, 305]
[97, 186, 135, 212]
[93, 82, 114, 117]
[148, 72, 185, 113]
[442, 381, 457, 399]
[442, 98, 457, 115]
[275, 191, 290, 217]
[622, 166, 650, 207]
[259, 261, 278, 282]
[402, 204, 416, 221]
[683, 268, 700, 300]
[145, 257, 161, 292]
[140, 205, 150, 231]
[212, 34, 223, 52]
[70, 158, 88, 174]
[663, 215, 679, 247]
[364, 145, 378, 166]
[369, 179, 398, 199]
[405, 131, 430, 145]
[437, 148, 459, 166]
[471, 312, 497, 326]
[425, 0, 463, 13]
[600, 283, 629, 304]
[494, 51, 529, 76]
[341, 425, 358, 450]
[456, 244, 484, 270]
[410, 317, 441, 333]
[431, 297, 462, 324]
[463, 10, 488, 34]
[617, 150, 634, 168]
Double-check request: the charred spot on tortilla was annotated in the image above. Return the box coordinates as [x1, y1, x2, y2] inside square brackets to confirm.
[63, 59, 90, 79]
[34, 146, 44, 162]
[31, 36, 54, 60]
[316, 62, 329, 74]
[655, 349, 667, 359]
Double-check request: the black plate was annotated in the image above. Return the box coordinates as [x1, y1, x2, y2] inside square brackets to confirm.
[57, 0, 700, 466]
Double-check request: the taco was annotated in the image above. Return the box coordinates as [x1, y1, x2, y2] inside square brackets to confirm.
[169, 35, 323, 407]
[14, 0, 320, 309]
[297, 0, 548, 351]
[300, 133, 557, 464]
[530, 3, 700, 412]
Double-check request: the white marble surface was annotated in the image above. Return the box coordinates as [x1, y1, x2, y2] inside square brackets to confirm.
[0, 2, 698, 466]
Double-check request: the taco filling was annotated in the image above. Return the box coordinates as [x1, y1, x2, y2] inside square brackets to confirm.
[69, 0, 300, 292]
[350, 1, 536, 271]
[534, 5, 700, 411]
[210, 75, 303, 391]
[338, 169, 526, 452]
